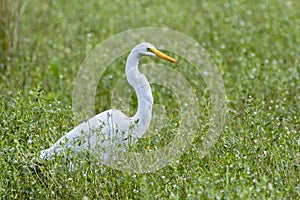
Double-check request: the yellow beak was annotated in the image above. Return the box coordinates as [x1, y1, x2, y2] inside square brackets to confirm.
[150, 48, 176, 63]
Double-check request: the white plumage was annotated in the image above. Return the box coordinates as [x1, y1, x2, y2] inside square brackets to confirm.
[40, 42, 176, 164]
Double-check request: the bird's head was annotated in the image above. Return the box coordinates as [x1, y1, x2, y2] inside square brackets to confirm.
[132, 42, 176, 63]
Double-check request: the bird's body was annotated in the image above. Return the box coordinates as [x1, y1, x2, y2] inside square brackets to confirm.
[40, 42, 176, 164]
[40, 109, 133, 163]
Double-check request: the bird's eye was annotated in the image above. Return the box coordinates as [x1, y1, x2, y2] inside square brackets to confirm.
[146, 47, 151, 52]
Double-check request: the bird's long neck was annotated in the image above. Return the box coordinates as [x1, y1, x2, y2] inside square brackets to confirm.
[126, 51, 153, 138]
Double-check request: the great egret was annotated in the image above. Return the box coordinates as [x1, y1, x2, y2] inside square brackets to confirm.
[40, 42, 176, 164]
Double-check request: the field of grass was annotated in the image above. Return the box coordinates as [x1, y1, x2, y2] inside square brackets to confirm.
[1, 0, 300, 199]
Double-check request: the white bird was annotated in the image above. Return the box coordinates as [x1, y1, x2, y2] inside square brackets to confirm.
[40, 42, 176, 164]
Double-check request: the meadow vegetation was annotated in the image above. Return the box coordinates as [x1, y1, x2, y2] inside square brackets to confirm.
[1, 0, 299, 199]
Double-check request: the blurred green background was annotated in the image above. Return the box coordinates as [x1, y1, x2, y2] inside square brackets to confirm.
[1, 0, 299, 199]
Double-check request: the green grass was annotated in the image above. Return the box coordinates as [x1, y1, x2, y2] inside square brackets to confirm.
[1, 0, 300, 199]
